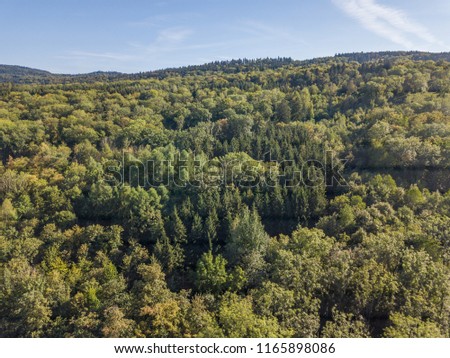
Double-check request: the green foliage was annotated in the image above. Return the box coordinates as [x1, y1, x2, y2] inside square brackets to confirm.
[218, 293, 285, 337]
[384, 313, 444, 338]
[195, 251, 229, 294]
[1, 54, 450, 337]
[322, 308, 370, 338]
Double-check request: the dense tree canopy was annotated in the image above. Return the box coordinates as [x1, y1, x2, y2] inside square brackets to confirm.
[1, 53, 450, 337]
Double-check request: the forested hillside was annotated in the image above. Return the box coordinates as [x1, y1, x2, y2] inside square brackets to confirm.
[1, 54, 449, 337]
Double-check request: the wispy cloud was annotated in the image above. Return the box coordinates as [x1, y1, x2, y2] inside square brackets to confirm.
[58, 15, 308, 72]
[239, 20, 307, 45]
[156, 27, 193, 43]
[332, 0, 447, 49]
[57, 51, 139, 62]
[128, 25, 240, 55]
[127, 12, 200, 28]
[127, 15, 171, 28]
[59, 25, 194, 67]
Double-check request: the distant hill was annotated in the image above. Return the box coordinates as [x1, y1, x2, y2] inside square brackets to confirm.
[0, 65, 52, 76]
[0, 65, 125, 84]
[333, 51, 450, 63]
[2, 51, 450, 84]
[0, 65, 53, 83]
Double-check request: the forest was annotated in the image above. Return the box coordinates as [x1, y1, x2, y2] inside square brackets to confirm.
[0, 52, 450, 337]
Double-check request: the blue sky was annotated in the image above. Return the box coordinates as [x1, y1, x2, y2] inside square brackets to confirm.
[0, 0, 449, 73]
